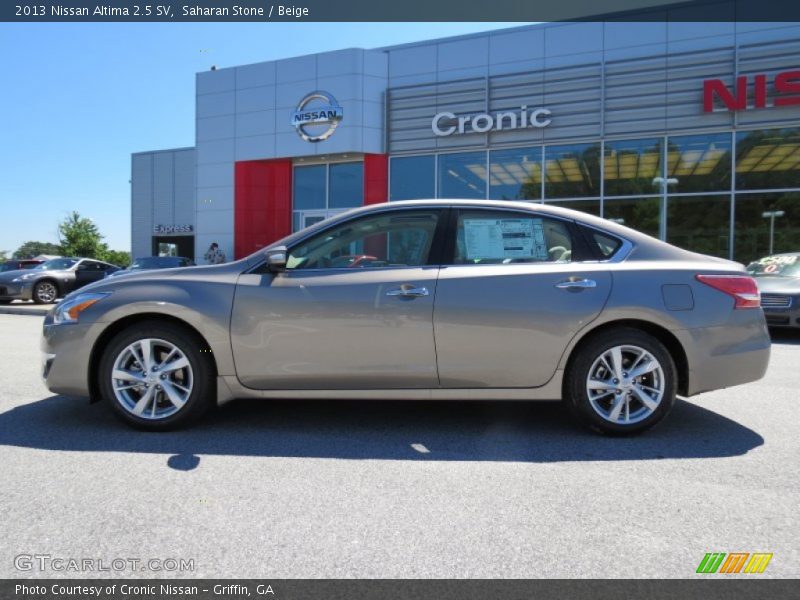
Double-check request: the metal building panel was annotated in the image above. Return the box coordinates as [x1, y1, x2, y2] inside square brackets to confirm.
[196, 91, 236, 118]
[173, 150, 195, 226]
[389, 45, 437, 79]
[604, 21, 667, 49]
[236, 86, 277, 113]
[317, 48, 365, 77]
[545, 22, 603, 56]
[197, 115, 236, 142]
[131, 154, 153, 258]
[236, 61, 276, 90]
[152, 152, 174, 227]
[196, 138, 235, 166]
[196, 68, 236, 95]
[438, 37, 489, 71]
[489, 28, 545, 64]
[235, 110, 277, 138]
[276, 54, 317, 84]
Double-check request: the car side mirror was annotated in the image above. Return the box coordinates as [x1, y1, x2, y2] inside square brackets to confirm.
[266, 246, 287, 272]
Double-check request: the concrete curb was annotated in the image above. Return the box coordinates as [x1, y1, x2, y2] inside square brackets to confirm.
[0, 306, 49, 316]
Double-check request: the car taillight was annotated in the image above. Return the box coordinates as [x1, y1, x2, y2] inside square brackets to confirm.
[696, 274, 760, 309]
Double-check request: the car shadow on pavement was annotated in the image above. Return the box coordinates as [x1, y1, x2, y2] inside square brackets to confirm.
[0, 395, 763, 467]
[769, 328, 800, 345]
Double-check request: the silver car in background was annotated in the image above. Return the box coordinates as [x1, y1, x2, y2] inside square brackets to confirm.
[41, 200, 770, 435]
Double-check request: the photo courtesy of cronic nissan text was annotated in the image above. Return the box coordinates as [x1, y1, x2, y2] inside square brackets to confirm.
[0, 1, 798, 599]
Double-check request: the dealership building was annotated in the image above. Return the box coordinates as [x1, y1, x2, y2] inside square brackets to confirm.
[131, 15, 800, 264]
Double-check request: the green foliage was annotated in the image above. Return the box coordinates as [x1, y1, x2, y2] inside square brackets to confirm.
[0, 250, 8, 263]
[13, 240, 63, 259]
[58, 211, 105, 259]
[101, 249, 131, 267]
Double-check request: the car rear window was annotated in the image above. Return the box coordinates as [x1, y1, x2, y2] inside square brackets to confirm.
[589, 230, 623, 259]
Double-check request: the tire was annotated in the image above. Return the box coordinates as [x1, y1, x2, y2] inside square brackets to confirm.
[32, 280, 58, 304]
[565, 328, 677, 435]
[98, 320, 215, 431]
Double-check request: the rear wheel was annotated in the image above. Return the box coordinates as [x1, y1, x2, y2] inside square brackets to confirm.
[565, 328, 676, 435]
[32, 280, 58, 304]
[98, 321, 215, 430]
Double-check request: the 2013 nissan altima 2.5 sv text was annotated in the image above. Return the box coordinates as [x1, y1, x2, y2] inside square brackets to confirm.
[41, 200, 771, 435]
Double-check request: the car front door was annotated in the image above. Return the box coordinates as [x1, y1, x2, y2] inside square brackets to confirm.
[231, 208, 446, 390]
[72, 260, 107, 291]
[433, 207, 613, 388]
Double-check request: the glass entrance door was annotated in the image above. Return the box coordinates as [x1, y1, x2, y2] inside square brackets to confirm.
[293, 161, 364, 232]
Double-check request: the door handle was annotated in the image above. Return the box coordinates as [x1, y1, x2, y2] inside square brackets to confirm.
[386, 286, 429, 298]
[555, 278, 597, 290]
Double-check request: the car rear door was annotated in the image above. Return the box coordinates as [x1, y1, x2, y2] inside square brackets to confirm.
[73, 260, 108, 290]
[433, 207, 612, 388]
[230, 207, 446, 390]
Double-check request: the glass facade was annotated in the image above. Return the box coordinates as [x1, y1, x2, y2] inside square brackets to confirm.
[293, 161, 363, 232]
[387, 128, 800, 262]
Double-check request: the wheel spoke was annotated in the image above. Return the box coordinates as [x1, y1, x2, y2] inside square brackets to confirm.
[588, 379, 616, 392]
[608, 347, 624, 381]
[137, 340, 153, 371]
[632, 384, 659, 412]
[628, 358, 657, 379]
[160, 380, 187, 410]
[158, 347, 177, 368]
[112, 368, 145, 383]
[131, 386, 156, 416]
[161, 356, 189, 373]
[608, 395, 625, 422]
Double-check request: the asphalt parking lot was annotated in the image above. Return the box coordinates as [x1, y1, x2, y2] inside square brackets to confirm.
[0, 313, 797, 578]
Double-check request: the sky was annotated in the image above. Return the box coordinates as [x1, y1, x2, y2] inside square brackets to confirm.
[0, 22, 531, 255]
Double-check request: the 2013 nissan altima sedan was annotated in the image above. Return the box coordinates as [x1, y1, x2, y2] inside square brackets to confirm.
[41, 200, 771, 435]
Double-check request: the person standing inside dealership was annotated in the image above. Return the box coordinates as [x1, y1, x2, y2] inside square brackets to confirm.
[204, 242, 226, 265]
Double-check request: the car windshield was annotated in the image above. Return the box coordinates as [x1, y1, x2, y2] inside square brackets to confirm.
[32, 258, 78, 271]
[746, 255, 800, 278]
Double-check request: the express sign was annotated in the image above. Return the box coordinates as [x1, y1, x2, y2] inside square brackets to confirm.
[703, 69, 800, 112]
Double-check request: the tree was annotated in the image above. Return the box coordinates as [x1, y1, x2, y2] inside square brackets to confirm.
[0, 250, 8, 263]
[13, 241, 63, 259]
[58, 211, 105, 258]
[101, 249, 131, 267]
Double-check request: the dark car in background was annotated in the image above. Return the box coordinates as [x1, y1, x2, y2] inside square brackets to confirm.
[747, 252, 800, 329]
[0, 257, 120, 304]
[107, 256, 195, 278]
[0, 259, 45, 273]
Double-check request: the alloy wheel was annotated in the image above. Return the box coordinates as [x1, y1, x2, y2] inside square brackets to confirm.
[111, 338, 194, 420]
[585, 344, 665, 425]
[35, 282, 57, 303]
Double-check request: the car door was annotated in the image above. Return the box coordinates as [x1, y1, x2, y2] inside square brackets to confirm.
[72, 260, 108, 290]
[231, 207, 446, 390]
[433, 207, 613, 388]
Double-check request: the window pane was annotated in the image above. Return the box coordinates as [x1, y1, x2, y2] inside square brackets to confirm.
[293, 165, 326, 210]
[544, 143, 601, 198]
[287, 210, 440, 270]
[666, 133, 732, 193]
[454, 210, 572, 264]
[329, 162, 363, 209]
[733, 192, 800, 264]
[544, 199, 601, 217]
[604, 138, 663, 196]
[666, 195, 731, 258]
[736, 128, 800, 191]
[489, 147, 542, 200]
[603, 197, 661, 238]
[390, 155, 435, 200]
[438, 152, 487, 199]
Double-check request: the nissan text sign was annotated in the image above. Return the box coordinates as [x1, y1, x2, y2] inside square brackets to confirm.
[703, 70, 800, 112]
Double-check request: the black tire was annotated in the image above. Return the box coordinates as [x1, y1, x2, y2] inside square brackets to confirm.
[32, 280, 59, 304]
[98, 320, 215, 431]
[565, 327, 677, 435]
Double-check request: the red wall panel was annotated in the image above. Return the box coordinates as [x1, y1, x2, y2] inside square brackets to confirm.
[234, 159, 293, 259]
[363, 153, 389, 205]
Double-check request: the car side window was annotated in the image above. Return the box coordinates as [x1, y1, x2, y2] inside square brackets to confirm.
[287, 210, 441, 270]
[453, 210, 573, 265]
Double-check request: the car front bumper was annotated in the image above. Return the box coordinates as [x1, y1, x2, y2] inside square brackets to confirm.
[761, 296, 800, 328]
[0, 281, 34, 301]
[41, 314, 105, 398]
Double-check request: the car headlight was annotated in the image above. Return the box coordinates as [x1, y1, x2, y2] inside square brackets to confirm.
[53, 292, 111, 324]
[12, 273, 36, 282]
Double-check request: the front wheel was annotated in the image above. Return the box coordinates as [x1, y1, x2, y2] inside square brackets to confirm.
[32, 280, 58, 304]
[98, 321, 215, 430]
[565, 328, 676, 435]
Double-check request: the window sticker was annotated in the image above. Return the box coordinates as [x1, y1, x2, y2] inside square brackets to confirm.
[463, 218, 548, 260]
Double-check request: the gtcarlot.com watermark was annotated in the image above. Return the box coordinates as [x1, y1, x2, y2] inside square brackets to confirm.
[14, 554, 195, 573]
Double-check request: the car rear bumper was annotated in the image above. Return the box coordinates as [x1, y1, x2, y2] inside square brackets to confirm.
[675, 312, 771, 397]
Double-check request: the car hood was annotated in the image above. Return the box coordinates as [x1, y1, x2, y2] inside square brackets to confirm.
[755, 276, 800, 294]
[0, 269, 44, 282]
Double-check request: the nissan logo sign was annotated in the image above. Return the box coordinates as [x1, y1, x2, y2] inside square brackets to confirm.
[291, 91, 344, 142]
[432, 105, 551, 136]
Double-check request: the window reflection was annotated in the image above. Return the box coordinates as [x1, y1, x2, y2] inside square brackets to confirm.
[544, 199, 600, 216]
[329, 162, 363, 209]
[293, 165, 326, 210]
[390, 155, 435, 200]
[666, 133, 732, 193]
[604, 139, 663, 196]
[736, 128, 800, 191]
[666, 195, 731, 258]
[438, 152, 487, 199]
[545, 143, 601, 198]
[603, 197, 661, 238]
[489, 147, 542, 200]
[733, 192, 800, 264]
